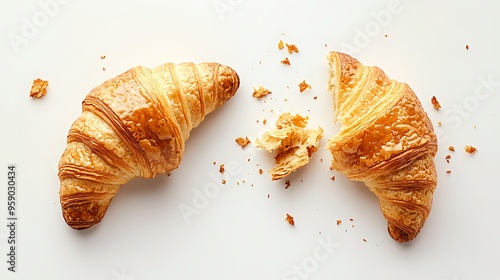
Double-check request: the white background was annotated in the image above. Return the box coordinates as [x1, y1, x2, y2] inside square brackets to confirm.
[1, 0, 500, 279]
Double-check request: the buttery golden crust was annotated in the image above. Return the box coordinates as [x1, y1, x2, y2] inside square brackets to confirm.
[59, 62, 239, 229]
[327, 51, 438, 242]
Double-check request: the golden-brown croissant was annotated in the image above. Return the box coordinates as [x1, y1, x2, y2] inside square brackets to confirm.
[58, 62, 240, 230]
[326, 52, 438, 242]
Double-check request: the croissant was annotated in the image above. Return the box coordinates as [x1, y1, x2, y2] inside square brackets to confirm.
[58, 62, 240, 230]
[326, 52, 438, 242]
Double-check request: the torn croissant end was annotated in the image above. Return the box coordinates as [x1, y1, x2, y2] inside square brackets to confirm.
[58, 62, 240, 230]
[326, 51, 438, 243]
[255, 112, 324, 181]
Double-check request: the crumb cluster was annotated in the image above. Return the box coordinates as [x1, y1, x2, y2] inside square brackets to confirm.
[255, 113, 324, 180]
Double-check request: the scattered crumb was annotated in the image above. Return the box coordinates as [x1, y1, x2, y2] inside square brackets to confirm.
[285, 213, 295, 225]
[449, 146, 455, 152]
[167, 173, 172, 177]
[437, 121, 442, 126]
[252, 86, 272, 99]
[431, 96, 441, 109]
[466, 44, 469, 50]
[219, 164, 225, 174]
[258, 169, 263, 175]
[278, 40, 284, 50]
[384, 34, 388, 37]
[349, 218, 354, 222]
[29, 78, 49, 98]
[102, 67, 106, 71]
[267, 194, 270, 198]
[445, 155, 451, 160]
[285, 43, 299, 54]
[281, 57, 291, 65]
[254, 113, 324, 180]
[298, 80, 312, 93]
[313, 96, 318, 100]
[336, 220, 342, 225]
[330, 176, 336, 181]
[213, 161, 216, 165]
[446, 170, 452, 174]
[285, 180, 291, 189]
[263, 119, 267, 125]
[464, 145, 477, 154]
[100, 55, 106, 59]
[222, 179, 226, 184]
[363, 238, 367, 242]
[235, 137, 251, 149]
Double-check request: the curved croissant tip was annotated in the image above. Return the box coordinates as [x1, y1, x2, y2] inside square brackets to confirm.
[61, 198, 111, 230]
[387, 223, 415, 243]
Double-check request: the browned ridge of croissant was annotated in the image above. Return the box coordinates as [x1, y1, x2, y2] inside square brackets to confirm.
[326, 52, 438, 242]
[58, 62, 240, 230]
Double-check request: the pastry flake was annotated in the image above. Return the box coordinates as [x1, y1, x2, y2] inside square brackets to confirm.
[255, 112, 324, 180]
[29, 78, 49, 98]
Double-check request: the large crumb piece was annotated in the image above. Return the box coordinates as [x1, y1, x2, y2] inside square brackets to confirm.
[285, 213, 295, 225]
[464, 145, 477, 154]
[431, 96, 441, 110]
[235, 137, 251, 149]
[255, 112, 324, 180]
[285, 43, 299, 54]
[298, 80, 312, 93]
[252, 86, 272, 99]
[29, 78, 49, 98]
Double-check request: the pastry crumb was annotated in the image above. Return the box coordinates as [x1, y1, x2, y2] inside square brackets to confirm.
[285, 43, 299, 54]
[298, 80, 312, 93]
[313, 96, 318, 100]
[235, 137, 251, 149]
[285, 213, 295, 225]
[219, 164, 225, 174]
[100, 55, 106, 59]
[258, 169, 263, 175]
[252, 86, 272, 99]
[363, 238, 367, 242]
[336, 219, 342, 225]
[221, 179, 226, 184]
[437, 121, 442, 126]
[278, 40, 284, 50]
[464, 145, 477, 154]
[29, 78, 49, 98]
[449, 146, 455, 152]
[446, 170, 452, 174]
[281, 57, 290, 65]
[466, 44, 469, 50]
[330, 176, 335, 181]
[445, 155, 451, 160]
[349, 218, 354, 222]
[285, 180, 291, 189]
[431, 96, 441, 109]
[254, 112, 324, 180]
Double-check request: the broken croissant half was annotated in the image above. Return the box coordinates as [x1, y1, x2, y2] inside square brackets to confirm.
[58, 62, 240, 229]
[327, 52, 438, 242]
